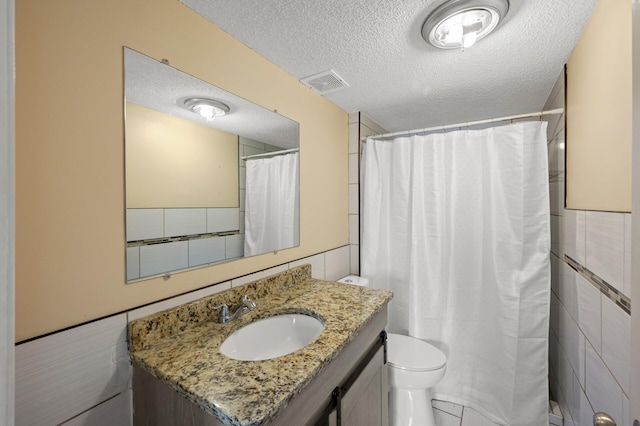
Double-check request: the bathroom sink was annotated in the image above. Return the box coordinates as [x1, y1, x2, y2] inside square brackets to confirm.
[220, 314, 324, 361]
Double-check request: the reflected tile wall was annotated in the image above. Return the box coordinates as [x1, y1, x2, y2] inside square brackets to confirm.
[348, 112, 387, 275]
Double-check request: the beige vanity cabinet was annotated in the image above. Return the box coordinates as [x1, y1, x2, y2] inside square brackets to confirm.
[132, 306, 389, 426]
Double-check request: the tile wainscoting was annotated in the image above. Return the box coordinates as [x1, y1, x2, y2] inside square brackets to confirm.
[14, 245, 352, 426]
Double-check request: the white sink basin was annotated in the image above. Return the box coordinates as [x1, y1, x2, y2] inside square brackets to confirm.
[220, 314, 324, 361]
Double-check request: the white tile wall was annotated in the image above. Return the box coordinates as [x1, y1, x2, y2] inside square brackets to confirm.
[348, 183, 359, 214]
[242, 144, 265, 158]
[139, 240, 188, 277]
[289, 253, 326, 279]
[577, 387, 595, 426]
[546, 70, 631, 426]
[558, 261, 576, 319]
[130, 230, 245, 280]
[225, 234, 244, 259]
[586, 342, 624, 424]
[549, 177, 561, 217]
[348, 113, 387, 277]
[601, 295, 631, 395]
[547, 112, 565, 142]
[165, 208, 207, 237]
[551, 214, 561, 256]
[349, 213, 359, 244]
[576, 274, 602, 354]
[239, 164, 246, 189]
[585, 211, 625, 292]
[348, 153, 359, 184]
[348, 122, 359, 154]
[61, 390, 132, 426]
[349, 244, 360, 275]
[126, 208, 163, 241]
[128, 207, 241, 241]
[562, 209, 586, 265]
[557, 342, 576, 414]
[324, 245, 351, 281]
[239, 136, 265, 150]
[207, 207, 240, 233]
[624, 214, 632, 297]
[558, 289, 585, 385]
[239, 210, 245, 234]
[15, 314, 130, 426]
[622, 394, 630, 426]
[549, 292, 560, 347]
[189, 236, 226, 267]
[238, 194, 246, 224]
[551, 252, 560, 294]
[570, 375, 581, 425]
[127, 246, 140, 281]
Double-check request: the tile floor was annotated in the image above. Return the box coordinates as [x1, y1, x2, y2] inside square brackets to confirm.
[431, 400, 559, 426]
[432, 400, 500, 426]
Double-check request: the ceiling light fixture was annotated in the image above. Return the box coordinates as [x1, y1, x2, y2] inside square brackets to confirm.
[422, 0, 509, 51]
[183, 98, 230, 121]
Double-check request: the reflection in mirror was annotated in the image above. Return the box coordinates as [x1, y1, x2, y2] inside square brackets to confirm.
[124, 47, 300, 282]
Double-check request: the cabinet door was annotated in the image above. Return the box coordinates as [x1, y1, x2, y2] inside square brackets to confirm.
[340, 346, 388, 426]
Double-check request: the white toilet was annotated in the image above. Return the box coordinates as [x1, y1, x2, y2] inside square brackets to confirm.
[386, 333, 446, 426]
[338, 275, 447, 426]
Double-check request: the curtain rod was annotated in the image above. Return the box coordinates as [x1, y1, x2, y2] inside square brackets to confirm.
[242, 147, 299, 161]
[362, 108, 564, 141]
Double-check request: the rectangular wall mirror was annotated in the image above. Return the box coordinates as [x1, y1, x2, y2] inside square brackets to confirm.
[124, 47, 300, 282]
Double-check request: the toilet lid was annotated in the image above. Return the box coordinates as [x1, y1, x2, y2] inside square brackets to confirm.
[386, 333, 446, 372]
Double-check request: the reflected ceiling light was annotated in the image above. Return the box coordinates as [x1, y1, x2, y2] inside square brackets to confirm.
[422, 0, 509, 51]
[183, 98, 230, 121]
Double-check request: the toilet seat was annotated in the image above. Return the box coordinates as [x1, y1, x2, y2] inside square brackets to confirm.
[387, 333, 446, 372]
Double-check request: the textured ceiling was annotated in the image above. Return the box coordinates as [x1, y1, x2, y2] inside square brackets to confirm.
[179, 0, 597, 133]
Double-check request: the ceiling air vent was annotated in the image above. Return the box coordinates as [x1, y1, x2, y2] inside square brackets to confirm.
[300, 70, 350, 95]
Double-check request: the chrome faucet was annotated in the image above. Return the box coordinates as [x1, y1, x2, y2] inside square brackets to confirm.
[213, 291, 256, 323]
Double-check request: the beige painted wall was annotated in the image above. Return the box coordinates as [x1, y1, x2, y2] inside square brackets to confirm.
[125, 102, 239, 208]
[15, 0, 348, 341]
[566, 0, 632, 212]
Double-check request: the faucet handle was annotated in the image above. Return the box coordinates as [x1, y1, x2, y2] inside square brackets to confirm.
[242, 291, 256, 309]
[212, 304, 229, 322]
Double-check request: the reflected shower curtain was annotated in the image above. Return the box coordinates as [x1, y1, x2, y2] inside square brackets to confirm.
[361, 122, 550, 426]
[244, 152, 299, 256]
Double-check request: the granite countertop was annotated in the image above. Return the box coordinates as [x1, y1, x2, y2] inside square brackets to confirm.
[128, 265, 393, 426]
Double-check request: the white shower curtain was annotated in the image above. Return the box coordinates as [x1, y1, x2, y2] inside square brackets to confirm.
[361, 122, 550, 426]
[244, 152, 300, 256]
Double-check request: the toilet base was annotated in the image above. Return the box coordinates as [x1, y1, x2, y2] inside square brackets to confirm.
[389, 387, 436, 426]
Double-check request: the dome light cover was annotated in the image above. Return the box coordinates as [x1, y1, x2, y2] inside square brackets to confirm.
[422, 0, 509, 51]
[183, 98, 230, 121]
